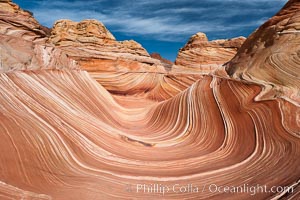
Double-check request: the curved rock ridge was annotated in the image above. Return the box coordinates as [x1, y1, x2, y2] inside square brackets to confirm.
[91, 71, 203, 101]
[0, 70, 299, 199]
[175, 32, 246, 73]
[225, 0, 300, 105]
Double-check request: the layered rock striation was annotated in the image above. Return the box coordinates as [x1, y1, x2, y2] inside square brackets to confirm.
[0, 0, 77, 71]
[0, 70, 299, 199]
[175, 32, 245, 73]
[47, 19, 202, 100]
[225, 0, 300, 105]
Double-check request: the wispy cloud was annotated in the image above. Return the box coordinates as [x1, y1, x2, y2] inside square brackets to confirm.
[18, 0, 288, 42]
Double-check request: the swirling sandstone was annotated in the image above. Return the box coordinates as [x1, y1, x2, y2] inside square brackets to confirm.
[225, 0, 300, 105]
[0, 70, 299, 199]
[0, 0, 299, 199]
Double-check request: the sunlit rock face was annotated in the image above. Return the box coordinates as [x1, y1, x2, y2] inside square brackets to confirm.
[225, 0, 300, 105]
[0, 1, 77, 72]
[0, 0, 299, 200]
[174, 32, 245, 73]
[0, 0, 46, 41]
[50, 19, 116, 44]
[47, 19, 203, 101]
[49, 19, 157, 68]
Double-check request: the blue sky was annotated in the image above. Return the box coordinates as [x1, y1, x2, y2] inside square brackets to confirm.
[13, 0, 288, 61]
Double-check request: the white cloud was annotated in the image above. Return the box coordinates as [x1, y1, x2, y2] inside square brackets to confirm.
[30, 0, 288, 42]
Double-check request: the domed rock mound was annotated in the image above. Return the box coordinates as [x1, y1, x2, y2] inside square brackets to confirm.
[175, 32, 245, 74]
[225, 0, 300, 105]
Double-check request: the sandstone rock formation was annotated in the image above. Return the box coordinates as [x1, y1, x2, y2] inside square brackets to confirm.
[225, 0, 300, 105]
[0, 0, 299, 199]
[0, 0, 46, 41]
[50, 19, 116, 44]
[0, 70, 299, 199]
[49, 19, 156, 66]
[175, 32, 245, 73]
[0, 2, 195, 100]
[0, 0, 77, 71]
[47, 19, 202, 100]
[150, 52, 173, 70]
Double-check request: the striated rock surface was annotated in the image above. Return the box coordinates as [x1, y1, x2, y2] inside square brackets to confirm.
[225, 0, 300, 105]
[47, 19, 201, 100]
[0, 0, 299, 200]
[0, 34, 77, 72]
[0, 70, 299, 200]
[0, 1, 77, 71]
[0, 0, 197, 100]
[0, 0, 47, 42]
[175, 32, 245, 73]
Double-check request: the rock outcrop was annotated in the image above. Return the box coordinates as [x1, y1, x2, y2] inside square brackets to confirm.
[175, 32, 245, 73]
[0, 0, 47, 41]
[49, 20, 163, 71]
[50, 19, 116, 44]
[49, 19, 153, 58]
[0, 1, 77, 71]
[47, 19, 200, 100]
[150, 53, 173, 64]
[225, 0, 300, 105]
